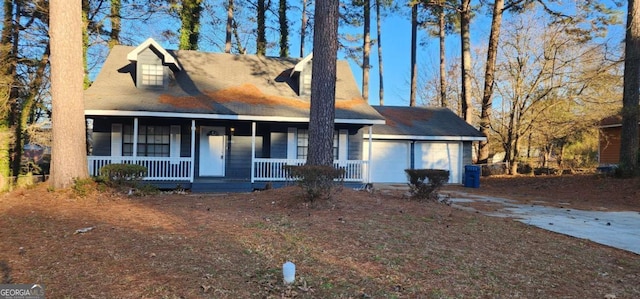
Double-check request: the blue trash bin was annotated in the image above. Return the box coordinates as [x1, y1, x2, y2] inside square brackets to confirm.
[464, 165, 480, 188]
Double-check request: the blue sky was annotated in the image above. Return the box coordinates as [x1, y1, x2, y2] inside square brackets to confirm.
[352, 3, 626, 108]
[107, 2, 468, 107]
[105, 1, 625, 108]
[346, 12, 470, 107]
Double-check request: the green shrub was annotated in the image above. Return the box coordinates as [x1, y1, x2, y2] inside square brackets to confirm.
[0, 174, 9, 192]
[405, 169, 450, 201]
[614, 152, 640, 178]
[481, 164, 507, 176]
[533, 167, 559, 175]
[517, 163, 533, 175]
[131, 183, 160, 196]
[613, 164, 640, 178]
[72, 177, 97, 198]
[99, 163, 147, 187]
[284, 165, 345, 202]
[15, 173, 36, 189]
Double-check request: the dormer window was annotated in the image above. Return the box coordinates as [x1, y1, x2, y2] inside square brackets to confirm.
[141, 64, 164, 86]
[290, 53, 313, 96]
[126, 38, 181, 89]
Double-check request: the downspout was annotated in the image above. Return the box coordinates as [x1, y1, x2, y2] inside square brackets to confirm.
[190, 120, 195, 182]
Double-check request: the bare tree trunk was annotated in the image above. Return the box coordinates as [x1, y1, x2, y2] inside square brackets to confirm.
[557, 144, 565, 169]
[2, 0, 19, 178]
[0, 127, 9, 191]
[0, 0, 11, 187]
[510, 133, 520, 175]
[232, 19, 246, 54]
[362, 0, 371, 102]
[225, 0, 234, 53]
[108, 0, 121, 48]
[1, 1, 13, 81]
[460, 0, 472, 122]
[82, 0, 92, 89]
[0, 77, 7, 190]
[0, 0, 13, 76]
[504, 101, 517, 174]
[49, 0, 89, 189]
[542, 146, 550, 168]
[279, 0, 289, 57]
[478, 0, 504, 164]
[300, 0, 307, 57]
[410, 3, 417, 107]
[179, 0, 202, 50]
[12, 45, 49, 179]
[257, 0, 266, 55]
[376, 0, 384, 106]
[307, 0, 339, 166]
[438, 0, 446, 108]
[619, 0, 640, 176]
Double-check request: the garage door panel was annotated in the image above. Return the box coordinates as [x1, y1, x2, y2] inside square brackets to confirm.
[416, 142, 461, 184]
[365, 141, 410, 183]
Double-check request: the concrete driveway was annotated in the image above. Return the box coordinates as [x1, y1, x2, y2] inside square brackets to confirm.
[444, 191, 640, 255]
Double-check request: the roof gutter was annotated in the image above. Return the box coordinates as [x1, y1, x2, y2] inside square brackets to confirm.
[84, 109, 387, 125]
[364, 133, 487, 142]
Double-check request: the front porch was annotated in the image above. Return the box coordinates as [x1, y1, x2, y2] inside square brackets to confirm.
[87, 156, 370, 192]
[86, 116, 376, 192]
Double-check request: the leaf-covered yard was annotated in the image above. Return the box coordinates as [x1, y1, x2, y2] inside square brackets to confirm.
[0, 175, 638, 298]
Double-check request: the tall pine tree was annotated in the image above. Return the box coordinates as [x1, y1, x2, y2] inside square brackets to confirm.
[49, 0, 89, 188]
[307, 0, 339, 166]
[619, 0, 640, 176]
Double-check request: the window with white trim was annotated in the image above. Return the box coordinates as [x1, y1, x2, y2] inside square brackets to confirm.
[296, 129, 339, 160]
[141, 64, 164, 86]
[123, 125, 170, 157]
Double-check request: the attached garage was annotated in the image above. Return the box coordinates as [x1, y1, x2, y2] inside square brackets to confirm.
[364, 140, 411, 183]
[365, 106, 485, 185]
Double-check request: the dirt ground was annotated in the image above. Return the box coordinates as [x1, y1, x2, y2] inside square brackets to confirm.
[446, 174, 640, 212]
[0, 174, 638, 298]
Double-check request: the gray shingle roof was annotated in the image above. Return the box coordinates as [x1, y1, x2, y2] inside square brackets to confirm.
[370, 106, 486, 139]
[84, 45, 385, 124]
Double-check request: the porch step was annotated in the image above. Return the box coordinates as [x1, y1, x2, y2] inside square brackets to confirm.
[191, 182, 254, 193]
[189, 181, 366, 193]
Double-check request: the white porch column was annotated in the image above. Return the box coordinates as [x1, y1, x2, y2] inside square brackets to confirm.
[338, 129, 348, 163]
[190, 120, 196, 182]
[133, 117, 139, 159]
[251, 122, 256, 183]
[367, 125, 372, 183]
[110, 123, 122, 163]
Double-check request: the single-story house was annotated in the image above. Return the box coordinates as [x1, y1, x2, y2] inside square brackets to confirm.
[599, 114, 640, 166]
[364, 106, 485, 184]
[84, 38, 484, 191]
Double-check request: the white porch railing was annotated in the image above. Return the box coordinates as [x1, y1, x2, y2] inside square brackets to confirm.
[87, 157, 368, 183]
[253, 158, 368, 182]
[87, 156, 193, 181]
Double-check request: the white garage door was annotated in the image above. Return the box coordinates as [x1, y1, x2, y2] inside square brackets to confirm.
[364, 140, 411, 183]
[415, 142, 462, 184]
